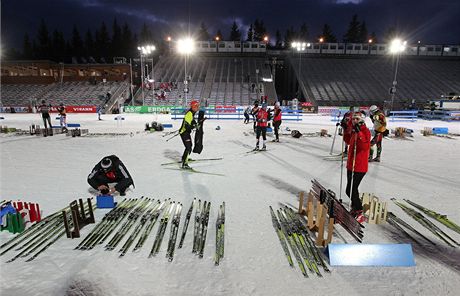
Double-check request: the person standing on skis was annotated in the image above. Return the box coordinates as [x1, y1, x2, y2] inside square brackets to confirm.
[254, 102, 269, 151]
[368, 105, 387, 162]
[179, 100, 200, 169]
[346, 112, 371, 223]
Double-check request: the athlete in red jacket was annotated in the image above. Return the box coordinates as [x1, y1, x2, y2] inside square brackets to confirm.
[272, 102, 282, 142]
[346, 112, 371, 222]
[254, 103, 269, 150]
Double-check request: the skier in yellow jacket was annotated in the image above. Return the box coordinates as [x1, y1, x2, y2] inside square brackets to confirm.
[179, 100, 200, 169]
[369, 105, 387, 162]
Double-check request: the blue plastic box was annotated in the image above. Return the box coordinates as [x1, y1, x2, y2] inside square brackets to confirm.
[97, 195, 115, 208]
[432, 127, 448, 135]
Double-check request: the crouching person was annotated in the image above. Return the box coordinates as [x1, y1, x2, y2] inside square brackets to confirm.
[87, 155, 134, 196]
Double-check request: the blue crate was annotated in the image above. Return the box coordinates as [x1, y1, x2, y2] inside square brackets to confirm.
[97, 195, 115, 208]
[432, 127, 448, 135]
[163, 123, 173, 128]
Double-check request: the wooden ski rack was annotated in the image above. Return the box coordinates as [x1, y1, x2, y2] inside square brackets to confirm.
[298, 190, 335, 247]
[361, 193, 388, 224]
[62, 198, 95, 238]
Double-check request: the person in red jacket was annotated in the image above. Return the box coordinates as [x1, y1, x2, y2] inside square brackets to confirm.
[272, 102, 282, 142]
[346, 112, 371, 223]
[254, 102, 269, 150]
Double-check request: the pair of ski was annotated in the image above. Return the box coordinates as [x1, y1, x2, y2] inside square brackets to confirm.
[323, 153, 346, 161]
[162, 158, 224, 176]
[215, 202, 225, 265]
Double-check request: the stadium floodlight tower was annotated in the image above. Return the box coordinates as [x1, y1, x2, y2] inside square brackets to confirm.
[137, 45, 156, 106]
[291, 41, 311, 101]
[388, 38, 406, 111]
[177, 38, 195, 106]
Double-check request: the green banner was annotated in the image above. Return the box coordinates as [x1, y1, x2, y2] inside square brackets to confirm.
[123, 106, 175, 113]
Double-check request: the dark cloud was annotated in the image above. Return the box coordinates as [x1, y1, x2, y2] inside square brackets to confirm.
[2, 0, 459, 51]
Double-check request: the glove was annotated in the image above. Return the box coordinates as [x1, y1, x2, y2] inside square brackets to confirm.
[336, 122, 340, 127]
[353, 124, 361, 133]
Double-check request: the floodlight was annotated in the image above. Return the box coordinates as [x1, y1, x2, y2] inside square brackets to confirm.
[177, 38, 195, 54]
[389, 39, 406, 54]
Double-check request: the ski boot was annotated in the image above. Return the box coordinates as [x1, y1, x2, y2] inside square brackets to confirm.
[182, 163, 192, 170]
[355, 210, 366, 224]
[261, 145, 267, 151]
[253, 146, 260, 151]
[372, 156, 380, 162]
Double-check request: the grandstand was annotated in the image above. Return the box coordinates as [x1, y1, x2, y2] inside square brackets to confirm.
[136, 54, 274, 106]
[289, 55, 460, 107]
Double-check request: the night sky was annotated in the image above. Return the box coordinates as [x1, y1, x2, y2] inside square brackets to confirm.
[2, 0, 460, 51]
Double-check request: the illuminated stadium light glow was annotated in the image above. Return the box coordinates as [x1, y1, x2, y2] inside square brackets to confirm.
[389, 39, 407, 54]
[292, 41, 309, 51]
[177, 38, 195, 54]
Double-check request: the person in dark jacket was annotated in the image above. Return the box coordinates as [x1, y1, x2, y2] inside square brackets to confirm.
[250, 102, 260, 132]
[87, 155, 134, 196]
[179, 100, 200, 169]
[346, 112, 371, 223]
[37, 100, 53, 136]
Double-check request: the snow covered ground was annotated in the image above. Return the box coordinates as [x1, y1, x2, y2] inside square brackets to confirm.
[1, 112, 459, 296]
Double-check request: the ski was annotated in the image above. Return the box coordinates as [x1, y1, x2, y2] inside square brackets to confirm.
[164, 167, 225, 176]
[198, 201, 211, 258]
[192, 200, 203, 253]
[161, 158, 223, 166]
[178, 198, 196, 249]
[269, 206, 294, 267]
[166, 203, 183, 261]
[403, 199, 460, 235]
[132, 199, 169, 252]
[392, 199, 459, 247]
[215, 202, 225, 265]
[149, 202, 175, 257]
[119, 200, 161, 256]
[387, 212, 436, 246]
[277, 209, 308, 277]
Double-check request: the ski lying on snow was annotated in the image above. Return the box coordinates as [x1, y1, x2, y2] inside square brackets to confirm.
[161, 157, 223, 166]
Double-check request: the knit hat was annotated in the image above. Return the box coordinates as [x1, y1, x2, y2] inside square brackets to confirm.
[101, 158, 112, 170]
[353, 112, 365, 123]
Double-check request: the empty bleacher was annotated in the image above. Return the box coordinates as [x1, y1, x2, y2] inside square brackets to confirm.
[290, 55, 460, 106]
[143, 55, 274, 106]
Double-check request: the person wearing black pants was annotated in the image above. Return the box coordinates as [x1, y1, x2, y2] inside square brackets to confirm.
[272, 102, 282, 142]
[179, 100, 200, 169]
[37, 100, 53, 136]
[345, 112, 371, 223]
[87, 155, 134, 196]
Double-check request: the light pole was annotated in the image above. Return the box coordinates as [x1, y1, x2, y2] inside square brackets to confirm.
[177, 38, 195, 106]
[389, 39, 406, 111]
[137, 45, 156, 106]
[292, 41, 310, 100]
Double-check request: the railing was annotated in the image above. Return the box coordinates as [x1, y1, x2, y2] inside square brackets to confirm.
[418, 110, 460, 121]
[389, 110, 418, 122]
[170, 107, 302, 121]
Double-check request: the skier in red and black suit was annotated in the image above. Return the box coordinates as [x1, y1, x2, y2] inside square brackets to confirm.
[87, 155, 134, 196]
[272, 102, 282, 142]
[346, 112, 371, 223]
[254, 102, 269, 151]
[339, 106, 354, 155]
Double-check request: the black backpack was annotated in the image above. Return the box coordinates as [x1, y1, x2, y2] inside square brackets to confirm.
[291, 130, 302, 138]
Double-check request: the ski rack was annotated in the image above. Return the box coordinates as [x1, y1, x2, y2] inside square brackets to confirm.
[297, 190, 335, 247]
[299, 180, 364, 245]
[361, 193, 388, 224]
[62, 198, 95, 238]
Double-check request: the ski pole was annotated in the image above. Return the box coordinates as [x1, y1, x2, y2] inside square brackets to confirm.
[339, 133, 345, 203]
[166, 131, 180, 142]
[330, 111, 341, 155]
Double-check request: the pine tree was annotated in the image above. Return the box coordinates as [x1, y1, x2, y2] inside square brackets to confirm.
[198, 22, 210, 41]
[253, 19, 267, 41]
[284, 26, 297, 46]
[84, 29, 95, 58]
[71, 25, 84, 58]
[37, 19, 50, 58]
[383, 27, 397, 43]
[246, 24, 254, 41]
[369, 31, 378, 43]
[229, 21, 241, 41]
[112, 18, 123, 57]
[121, 23, 134, 57]
[52, 30, 66, 61]
[358, 21, 368, 43]
[275, 30, 283, 48]
[140, 23, 153, 44]
[322, 23, 337, 43]
[216, 29, 223, 41]
[22, 33, 33, 59]
[299, 23, 309, 40]
[343, 14, 360, 43]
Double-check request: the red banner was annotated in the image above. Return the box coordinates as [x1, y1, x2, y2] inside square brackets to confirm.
[215, 105, 236, 113]
[50, 106, 97, 113]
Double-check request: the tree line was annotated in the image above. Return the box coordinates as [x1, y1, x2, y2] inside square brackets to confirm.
[16, 15, 397, 62]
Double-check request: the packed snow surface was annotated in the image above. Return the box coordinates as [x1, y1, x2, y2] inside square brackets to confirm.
[1, 113, 459, 296]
